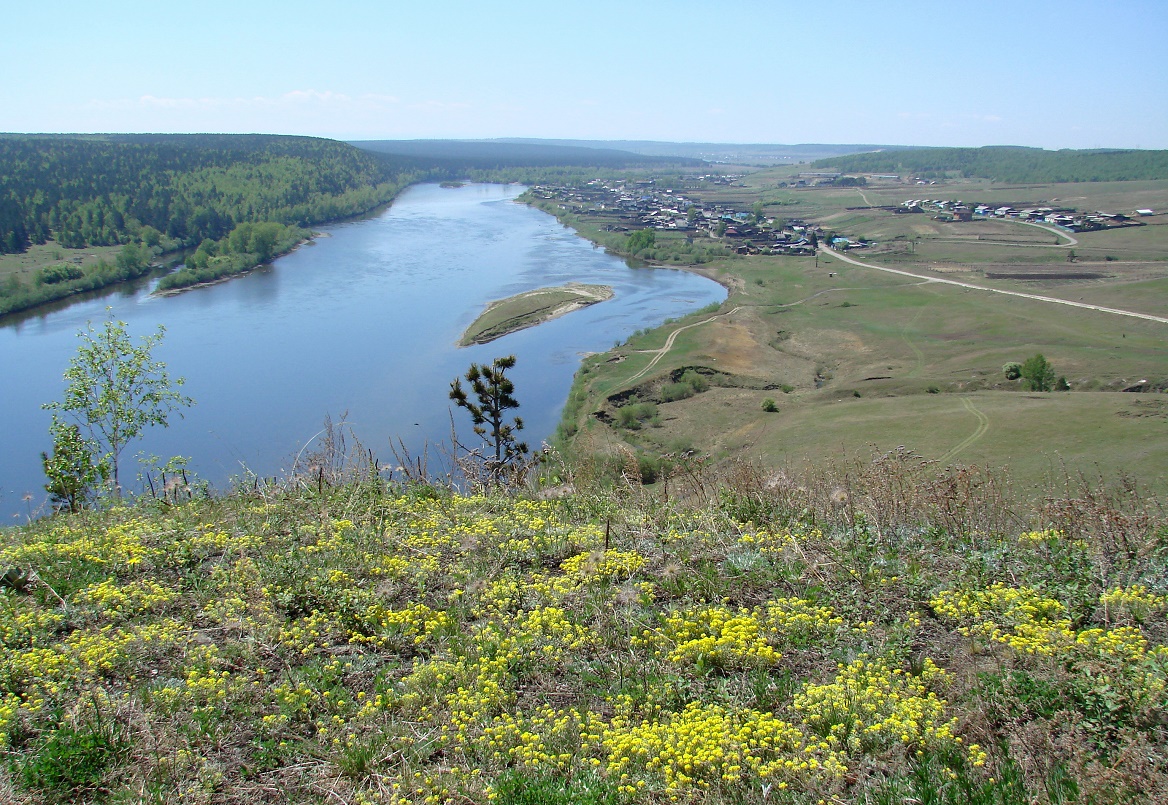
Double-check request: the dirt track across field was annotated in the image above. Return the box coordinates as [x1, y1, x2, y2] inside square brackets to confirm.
[823, 246, 1168, 325]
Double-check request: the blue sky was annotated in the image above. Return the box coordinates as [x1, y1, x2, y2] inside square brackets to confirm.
[4, 0, 1166, 149]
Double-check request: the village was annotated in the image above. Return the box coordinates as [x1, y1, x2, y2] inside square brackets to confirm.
[897, 197, 1153, 231]
[525, 177, 845, 256]
[526, 174, 1158, 259]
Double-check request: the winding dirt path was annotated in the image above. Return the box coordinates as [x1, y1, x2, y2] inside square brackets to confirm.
[822, 246, 1167, 325]
[621, 280, 934, 387]
[938, 397, 991, 463]
[625, 306, 746, 384]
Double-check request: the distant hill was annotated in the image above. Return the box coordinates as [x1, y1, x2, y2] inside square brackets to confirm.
[812, 145, 1168, 183]
[351, 139, 704, 169]
[494, 138, 905, 165]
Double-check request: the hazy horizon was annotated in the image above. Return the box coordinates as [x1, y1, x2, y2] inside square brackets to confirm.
[3, 1, 1166, 150]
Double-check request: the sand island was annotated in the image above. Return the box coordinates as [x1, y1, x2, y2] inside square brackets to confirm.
[459, 282, 614, 346]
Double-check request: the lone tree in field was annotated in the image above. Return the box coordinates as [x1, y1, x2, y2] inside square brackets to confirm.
[449, 355, 528, 483]
[43, 316, 193, 497]
[1020, 353, 1057, 392]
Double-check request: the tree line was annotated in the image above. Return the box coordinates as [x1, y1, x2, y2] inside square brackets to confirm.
[812, 146, 1168, 183]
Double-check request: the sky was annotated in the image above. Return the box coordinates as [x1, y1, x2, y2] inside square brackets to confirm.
[3, 0, 1166, 150]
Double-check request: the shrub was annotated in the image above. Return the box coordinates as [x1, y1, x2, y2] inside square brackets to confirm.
[661, 382, 694, 402]
[762, 398, 779, 412]
[1003, 362, 1022, 381]
[20, 715, 127, 800]
[616, 402, 657, 429]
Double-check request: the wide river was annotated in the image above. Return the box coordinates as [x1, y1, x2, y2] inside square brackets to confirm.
[1, 183, 725, 519]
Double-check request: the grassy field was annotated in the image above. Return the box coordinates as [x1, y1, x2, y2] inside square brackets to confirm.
[459, 283, 613, 346]
[0, 241, 125, 286]
[548, 174, 1168, 489]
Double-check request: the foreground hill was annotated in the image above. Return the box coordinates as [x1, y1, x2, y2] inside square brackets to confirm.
[0, 462, 1163, 803]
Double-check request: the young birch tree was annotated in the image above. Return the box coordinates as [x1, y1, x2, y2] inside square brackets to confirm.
[43, 315, 193, 497]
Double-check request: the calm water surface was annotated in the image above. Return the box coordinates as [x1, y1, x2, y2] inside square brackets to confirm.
[1, 183, 725, 519]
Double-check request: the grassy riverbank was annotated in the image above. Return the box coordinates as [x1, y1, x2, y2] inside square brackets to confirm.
[537, 170, 1168, 488]
[0, 462, 1164, 804]
[459, 283, 613, 346]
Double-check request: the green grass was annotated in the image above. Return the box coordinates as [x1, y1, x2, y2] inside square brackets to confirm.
[542, 174, 1168, 489]
[0, 241, 125, 286]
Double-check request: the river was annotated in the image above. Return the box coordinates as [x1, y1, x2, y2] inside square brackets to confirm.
[0, 183, 726, 520]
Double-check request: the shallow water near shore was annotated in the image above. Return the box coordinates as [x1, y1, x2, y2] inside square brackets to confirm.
[1, 183, 725, 519]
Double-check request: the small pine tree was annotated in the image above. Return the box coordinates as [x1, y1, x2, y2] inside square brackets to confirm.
[449, 355, 529, 484]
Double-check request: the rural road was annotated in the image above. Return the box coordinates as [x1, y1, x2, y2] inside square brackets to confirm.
[822, 246, 1168, 325]
[1018, 220, 1078, 246]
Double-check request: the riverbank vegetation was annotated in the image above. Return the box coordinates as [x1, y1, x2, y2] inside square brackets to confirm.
[0, 243, 155, 317]
[155, 222, 309, 293]
[0, 134, 424, 317]
[0, 453, 1163, 803]
[459, 284, 614, 346]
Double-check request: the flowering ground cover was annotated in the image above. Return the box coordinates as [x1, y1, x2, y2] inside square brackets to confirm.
[0, 461, 1165, 803]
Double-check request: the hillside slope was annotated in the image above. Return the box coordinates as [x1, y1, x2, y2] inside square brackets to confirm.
[1, 464, 1163, 803]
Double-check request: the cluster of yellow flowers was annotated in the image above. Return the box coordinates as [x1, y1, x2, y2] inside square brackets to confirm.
[1018, 528, 1064, 543]
[735, 522, 823, 555]
[0, 516, 159, 569]
[646, 605, 783, 669]
[638, 596, 848, 670]
[931, 580, 1166, 706]
[72, 576, 177, 619]
[560, 549, 646, 580]
[602, 701, 845, 795]
[350, 602, 452, 648]
[0, 592, 64, 648]
[930, 583, 1075, 655]
[1100, 584, 1167, 621]
[794, 655, 964, 759]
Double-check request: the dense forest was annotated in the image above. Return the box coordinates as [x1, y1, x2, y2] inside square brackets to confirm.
[812, 146, 1168, 183]
[0, 134, 422, 255]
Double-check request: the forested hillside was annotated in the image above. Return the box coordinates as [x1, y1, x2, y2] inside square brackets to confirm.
[353, 139, 702, 170]
[0, 134, 421, 256]
[812, 145, 1168, 183]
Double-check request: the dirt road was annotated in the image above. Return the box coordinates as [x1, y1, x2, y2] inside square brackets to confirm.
[822, 247, 1167, 325]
